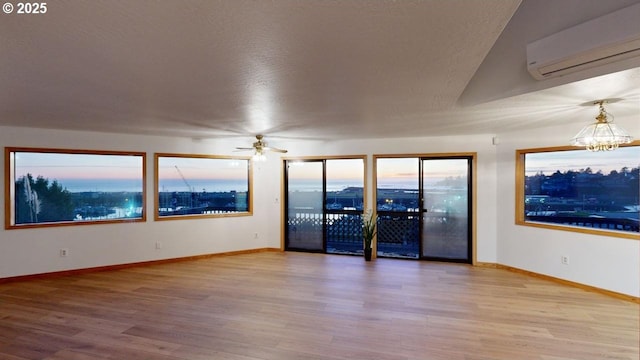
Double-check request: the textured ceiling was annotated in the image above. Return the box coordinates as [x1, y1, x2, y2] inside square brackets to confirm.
[0, 0, 638, 141]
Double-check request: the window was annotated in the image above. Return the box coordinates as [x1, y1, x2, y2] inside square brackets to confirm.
[155, 154, 251, 220]
[5, 148, 145, 229]
[516, 143, 639, 239]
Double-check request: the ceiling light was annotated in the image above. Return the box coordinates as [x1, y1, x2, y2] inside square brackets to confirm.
[237, 135, 287, 161]
[252, 149, 267, 162]
[571, 100, 633, 151]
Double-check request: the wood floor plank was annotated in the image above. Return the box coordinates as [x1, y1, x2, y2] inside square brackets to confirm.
[0, 252, 638, 359]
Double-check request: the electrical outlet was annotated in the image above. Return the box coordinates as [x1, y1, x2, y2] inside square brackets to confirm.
[254, 232, 259, 239]
[60, 248, 69, 257]
[155, 241, 162, 250]
[561, 255, 569, 265]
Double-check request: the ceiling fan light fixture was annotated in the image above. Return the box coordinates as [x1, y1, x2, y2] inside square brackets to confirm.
[571, 100, 633, 152]
[236, 135, 288, 161]
[252, 149, 267, 162]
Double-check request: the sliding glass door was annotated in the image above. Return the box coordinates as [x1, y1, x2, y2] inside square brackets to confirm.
[375, 155, 472, 262]
[286, 161, 324, 251]
[285, 158, 365, 254]
[421, 158, 471, 261]
[376, 158, 420, 259]
[325, 159, 365, 254]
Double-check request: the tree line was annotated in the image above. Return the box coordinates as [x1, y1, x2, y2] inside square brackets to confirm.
[15, 174, 74, 223]
[525, 166, 639, 203]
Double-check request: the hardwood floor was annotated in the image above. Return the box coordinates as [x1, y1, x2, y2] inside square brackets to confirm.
[0, 251, 638, 360]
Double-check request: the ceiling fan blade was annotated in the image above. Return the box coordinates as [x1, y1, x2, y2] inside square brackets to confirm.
[264, 147, 288, 153]
[235, 135, 287, 155]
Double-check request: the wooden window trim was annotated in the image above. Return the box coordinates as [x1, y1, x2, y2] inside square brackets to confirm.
[5, 147, 146, 229]
[515, 142, 640, 240]
[154, 153, 253, 221]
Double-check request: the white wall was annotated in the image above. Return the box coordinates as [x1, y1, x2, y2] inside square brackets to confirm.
[495, 113, 640, 297]
[2, 122, 637, 298]
[0, 128, 499, 278]
[0, 127, 283, 278]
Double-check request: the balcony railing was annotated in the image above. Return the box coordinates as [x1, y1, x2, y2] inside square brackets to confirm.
[287, 209, 471, 260]
[288, 210, 425, 258]
[377, 213, 420, 258]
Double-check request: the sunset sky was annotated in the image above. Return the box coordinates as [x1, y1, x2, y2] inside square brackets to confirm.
[13, 146, 638, 187]
[157, 156, 248, 180]
[12, 152, 252, 181]
[13, 152, 143, 180]
[376, 158, 469, 188]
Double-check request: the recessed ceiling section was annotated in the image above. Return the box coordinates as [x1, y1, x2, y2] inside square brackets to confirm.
[2, 1, 636, 141]
[0, 0, 522, 139]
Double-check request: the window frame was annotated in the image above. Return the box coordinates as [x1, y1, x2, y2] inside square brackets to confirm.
[5, 147, 146, 229]
[515, 142, 640, 240]
[154, 153, 253, 221]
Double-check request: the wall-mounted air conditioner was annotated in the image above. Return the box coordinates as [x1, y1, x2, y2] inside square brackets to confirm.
[526, 3, 640, 80]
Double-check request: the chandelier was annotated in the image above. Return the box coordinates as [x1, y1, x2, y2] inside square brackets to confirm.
[571, 100, 633, 151]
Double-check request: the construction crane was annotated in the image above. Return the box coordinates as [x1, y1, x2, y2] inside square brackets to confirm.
[174, 166, 194, 208]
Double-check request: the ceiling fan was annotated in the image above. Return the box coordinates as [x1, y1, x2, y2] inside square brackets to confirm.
[236, 135, 288, 160]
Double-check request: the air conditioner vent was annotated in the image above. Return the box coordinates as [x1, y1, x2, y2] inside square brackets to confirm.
[527, 3, 640, 80]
